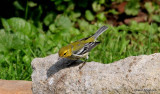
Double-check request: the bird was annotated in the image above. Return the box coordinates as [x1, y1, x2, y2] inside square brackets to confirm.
[58, 26, 108, 69]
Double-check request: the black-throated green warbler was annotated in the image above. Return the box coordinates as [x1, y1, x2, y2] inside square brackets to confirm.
[58, 26, 108, 68]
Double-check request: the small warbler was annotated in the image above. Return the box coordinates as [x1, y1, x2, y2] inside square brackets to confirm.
[58, 26, 108, 68]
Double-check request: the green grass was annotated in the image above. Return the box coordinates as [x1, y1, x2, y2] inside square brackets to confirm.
[0, 17, 160, 80]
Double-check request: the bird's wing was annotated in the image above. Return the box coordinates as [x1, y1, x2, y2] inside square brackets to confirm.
[75, 42, 100, 55]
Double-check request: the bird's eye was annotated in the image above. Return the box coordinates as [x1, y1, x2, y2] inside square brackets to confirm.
[64, 52, 67, 55]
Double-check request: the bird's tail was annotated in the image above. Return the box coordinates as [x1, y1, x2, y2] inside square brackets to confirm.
[92, 26, 108, 40]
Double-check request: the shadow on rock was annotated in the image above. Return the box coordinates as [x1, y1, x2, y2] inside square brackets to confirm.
[47, 58, 83, 78]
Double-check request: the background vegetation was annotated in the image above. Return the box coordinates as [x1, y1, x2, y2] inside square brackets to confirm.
[0, 0, 160, 80]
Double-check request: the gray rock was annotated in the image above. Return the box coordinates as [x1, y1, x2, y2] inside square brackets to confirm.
[31, 53, 160, 94]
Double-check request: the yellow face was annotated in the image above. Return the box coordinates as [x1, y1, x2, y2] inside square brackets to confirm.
[58, 46, 72, 58]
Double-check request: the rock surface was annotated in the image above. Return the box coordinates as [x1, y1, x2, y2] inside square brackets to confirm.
[0, 80, 32, 94]
[31, 53, 160, 94]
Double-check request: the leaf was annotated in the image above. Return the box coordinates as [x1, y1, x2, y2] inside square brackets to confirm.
[130, 21, 149, 32]
[125, 0, 140, 16]
[108, 9, 119, 15]
[6, 17, 37, 37]
[78, 19, 89, 31]
[43, 13, 55, 26]
[0, 30, 26, 52]
[69, 12, 81, 21]
[99, 0, 105, 4]
[1, 18, 11, 32]
[57, 5, 66, 11]
[23, 55, 30, 63]
[54, 15, 72, 30]
[13, 1, 24, 11]
[85, 10, 95, 21]
[152, 15, 160, 22]
[66, 3, 75, 12]
[92, 2, 101, 12]
[96, 12, 107, 22]
[28, 1, 37, 7]
[144, 2, 154, 14]
[49, 24, 56, 32]
[69, 27, 80, 35]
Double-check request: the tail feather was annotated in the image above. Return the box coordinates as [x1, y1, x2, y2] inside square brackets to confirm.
[92, 26, 108, 40]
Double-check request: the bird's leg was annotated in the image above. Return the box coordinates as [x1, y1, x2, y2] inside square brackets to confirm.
[79, 55, 88, 69]
[79, 61, 86, 69]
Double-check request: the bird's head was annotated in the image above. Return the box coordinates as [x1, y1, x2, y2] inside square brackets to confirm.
[58, 46, 72, 58]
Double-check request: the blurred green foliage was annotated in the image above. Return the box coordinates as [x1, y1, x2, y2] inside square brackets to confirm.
[125, 0, 140, 16]
[0, 0, 160, 80]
